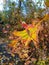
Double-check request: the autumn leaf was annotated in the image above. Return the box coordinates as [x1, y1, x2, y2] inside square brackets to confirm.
[9, 14, 49, 49]
[8, 39, 18, 48]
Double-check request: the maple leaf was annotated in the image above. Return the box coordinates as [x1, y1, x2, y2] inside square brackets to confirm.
[9, 14, 49, 49]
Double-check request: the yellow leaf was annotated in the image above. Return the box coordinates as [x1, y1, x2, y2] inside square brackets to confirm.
[9, 14, 49, 48]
